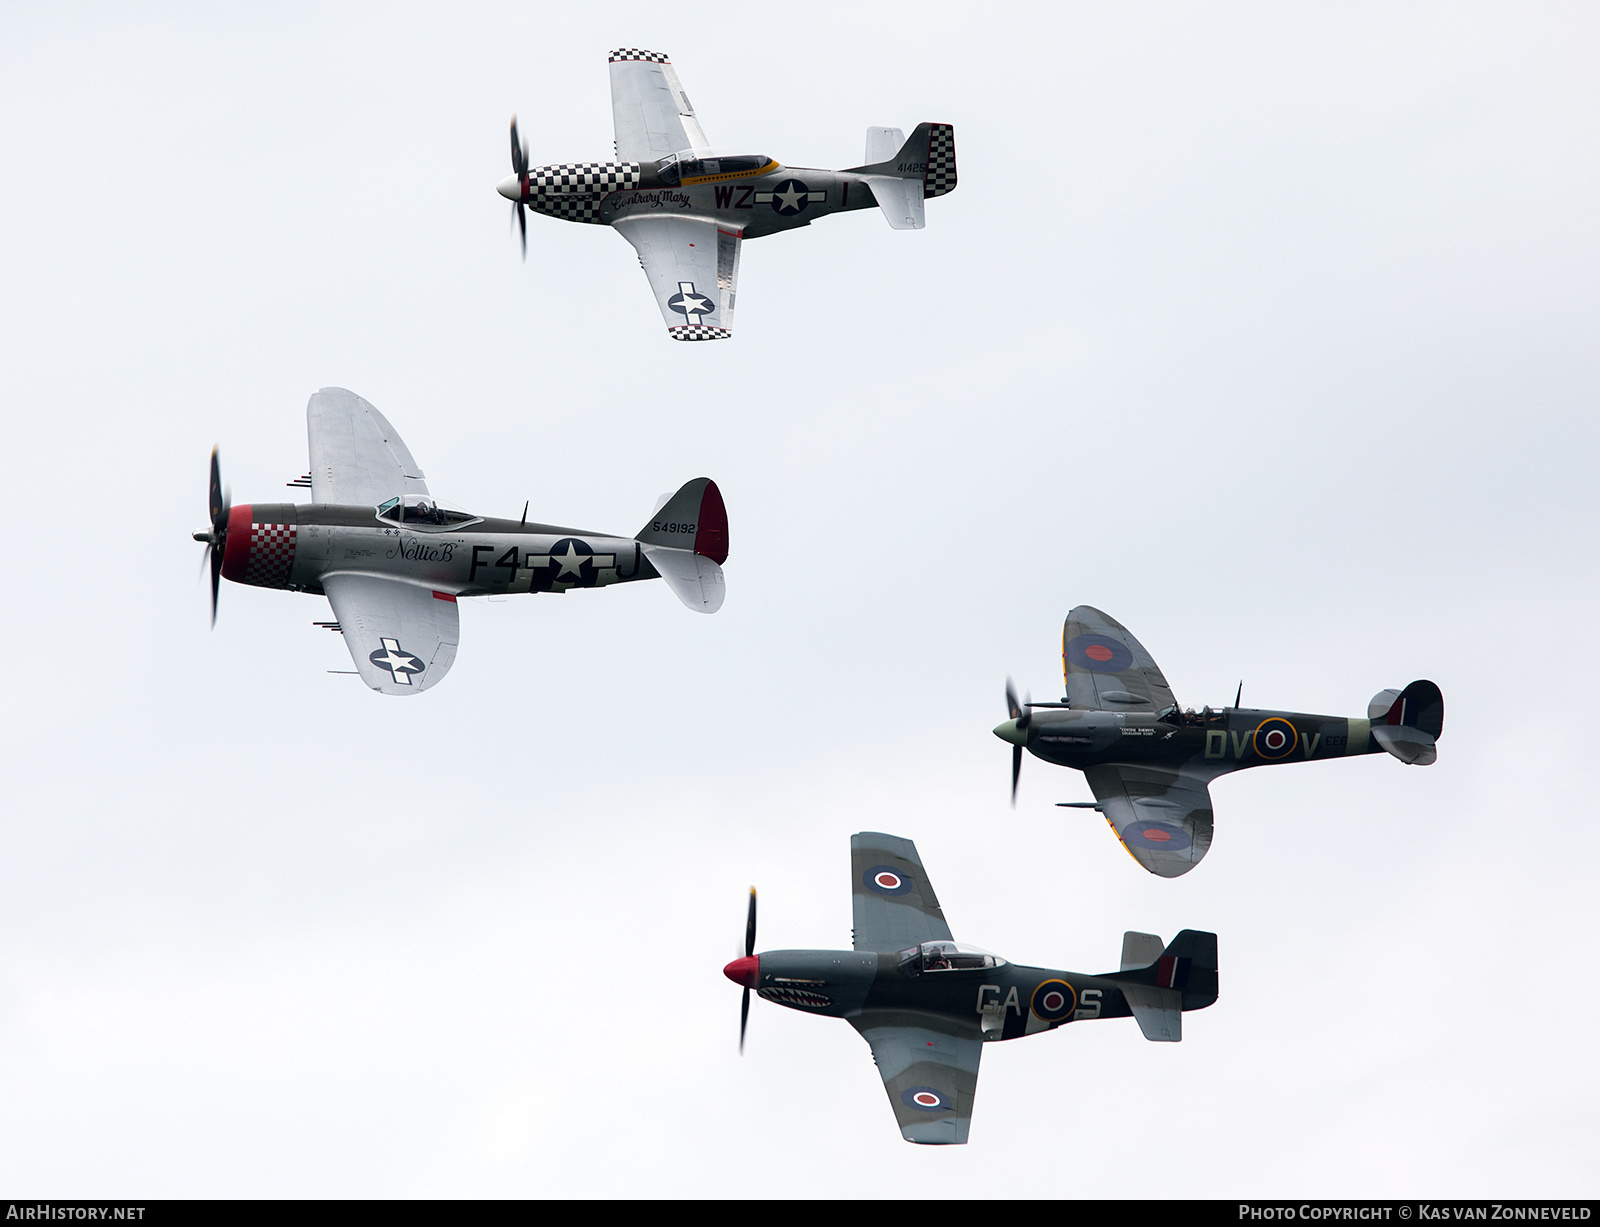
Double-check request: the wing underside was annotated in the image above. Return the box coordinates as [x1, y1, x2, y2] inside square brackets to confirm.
[850, 1013, 981, 1145]
[307, 387, 429, 508]
[615, 215, 740, 341]
[850, 832, 952, 953]
[1062, 605, 1178, 713]
[608, 49, 709, 161]
[1085, 764, 1214, 878]
[323, 572, 459, 696]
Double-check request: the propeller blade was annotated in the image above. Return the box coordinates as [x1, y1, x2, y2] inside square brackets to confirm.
[210, 539, 222, 628]
[1004, 678, 1031, 806]
[208, 447, 224, 526]
[739, 986, 750, 1054]
[206, 447, 230, 629]
[744, 886, 757, 958]
[509, 115, 527, 177]
[517, 202, 527, 259]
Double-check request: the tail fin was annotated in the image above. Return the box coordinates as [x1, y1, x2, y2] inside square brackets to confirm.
[844, 122, 957, 230]
[1367, 679, 1443, 765]
[636, 478, 727, 614]
[1111, 929, 1219, 1042]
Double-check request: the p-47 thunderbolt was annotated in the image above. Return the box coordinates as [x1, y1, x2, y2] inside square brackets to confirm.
[194, 388, 728, 695]
[723, 832, 1217, 1145]
[993, 606, 1444, 877]
[496, 48, 956, 341]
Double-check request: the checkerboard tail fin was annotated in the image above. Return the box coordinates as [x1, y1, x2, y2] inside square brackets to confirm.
[844, 122, 957, 197]
[1367, 680, 1443, 765]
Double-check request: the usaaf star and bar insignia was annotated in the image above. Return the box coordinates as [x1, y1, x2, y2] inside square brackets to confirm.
[754, 179, 826, 215]
[526, 538, 617, 590]
[369, 638, 425, 685]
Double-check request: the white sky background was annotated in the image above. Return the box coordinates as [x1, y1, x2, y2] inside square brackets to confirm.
[1, 1, 1596, 1199]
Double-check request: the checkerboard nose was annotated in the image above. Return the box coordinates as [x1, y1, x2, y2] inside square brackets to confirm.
[220, 504, 301, 590]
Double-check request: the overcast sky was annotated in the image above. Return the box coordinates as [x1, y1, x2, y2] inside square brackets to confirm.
[2, 1, 1596, 1199]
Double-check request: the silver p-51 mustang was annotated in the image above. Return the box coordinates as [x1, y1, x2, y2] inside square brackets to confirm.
[194, 388, 728, 695]
[497, 48, 957, 341]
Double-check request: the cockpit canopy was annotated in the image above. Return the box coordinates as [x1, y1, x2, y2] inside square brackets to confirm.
[898, 941, 1007, 973]
[656, 152, 775, 186]
[376, 495, 476, 528]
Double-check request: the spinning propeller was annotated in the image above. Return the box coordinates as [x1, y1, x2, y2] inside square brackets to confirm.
[192, 448, 230, 627]
[722, 888, 759, 1053]
[508, 116, 529, 259]
[997, 678, 1032, 805]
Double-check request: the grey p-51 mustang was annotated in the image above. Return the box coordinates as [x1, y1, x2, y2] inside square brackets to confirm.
[994, 606, 1445, 877]
[194, 388, 728, 695]
[496, 48, 956, 340]
[723, 832, 1217, 1145]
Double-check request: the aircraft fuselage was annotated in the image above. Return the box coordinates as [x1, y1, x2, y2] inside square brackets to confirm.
[1019, 706, 1384, 777]
[749, 947, 1216, 1043]
[217, 502, 655, 599]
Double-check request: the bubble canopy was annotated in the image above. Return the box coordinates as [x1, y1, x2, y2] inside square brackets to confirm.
[656, 152, 776, 186]
[375, 495, 478, 529]
[898, 941, 1008, 973]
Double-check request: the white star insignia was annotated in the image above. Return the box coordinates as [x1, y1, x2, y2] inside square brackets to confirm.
[552, 541, 588, 579]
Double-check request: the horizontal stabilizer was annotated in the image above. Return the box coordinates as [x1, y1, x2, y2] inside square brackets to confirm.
[641, 544, 724, 614]
[1121, 931, 1164, 971]
[867, 178, 925, 230]
[1368, 679, 1444, 766]
[864, 126, 905, 164]
[1121, 983, 1182, 1042]
[1109, 928, 1218, 1040]
[844, 122, 956, 229]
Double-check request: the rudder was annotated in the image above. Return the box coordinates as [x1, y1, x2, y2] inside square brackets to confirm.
[1367, 679, 1443, 765]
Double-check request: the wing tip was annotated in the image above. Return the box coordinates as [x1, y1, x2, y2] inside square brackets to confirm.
[609, 48, 670, 64]
[667, 326, 732, 342]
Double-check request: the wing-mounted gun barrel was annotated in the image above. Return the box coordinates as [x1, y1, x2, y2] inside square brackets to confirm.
[1367, 680, 1444, 765]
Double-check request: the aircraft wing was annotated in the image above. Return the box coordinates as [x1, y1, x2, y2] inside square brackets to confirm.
[849, 1013, 981, 1145]
[851, 832, 952, 953]
[608, 48, 709, 161]
[1061, 605, 1178, 713]
[323, 573, 460, 696]
[613, 215, 740, 341]
[307, 387, 429, 507]
[1084, 764, 1214, 878]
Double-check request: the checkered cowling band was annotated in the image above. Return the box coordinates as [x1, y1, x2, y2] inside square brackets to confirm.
[609, 48, 669, 63]
[528, 162, 642, 193]
[529, 195, 607, 225]
[923, 124, 957, 198]
[244, 522, 297, 588]
[668, 326, 733, 342]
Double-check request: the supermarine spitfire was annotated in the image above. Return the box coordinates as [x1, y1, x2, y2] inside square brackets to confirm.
[994, 607, 1445, 877]
[194, 388, 728, 695]
[724, 832, 1218, 1145]
[497, 48, 957, 340]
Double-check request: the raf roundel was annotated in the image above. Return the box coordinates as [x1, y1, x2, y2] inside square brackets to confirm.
[1030, 979, 1077, 1023]
[1065, 633, 1134, 674]
[1253, 717, 1299, 761]
[1123, 820, 1193, 851]
[862, 865, 915, 897]
[900, 1086, 952, 1113]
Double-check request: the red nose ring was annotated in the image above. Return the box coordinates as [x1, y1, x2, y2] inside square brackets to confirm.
[723, 956, 758, 988]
